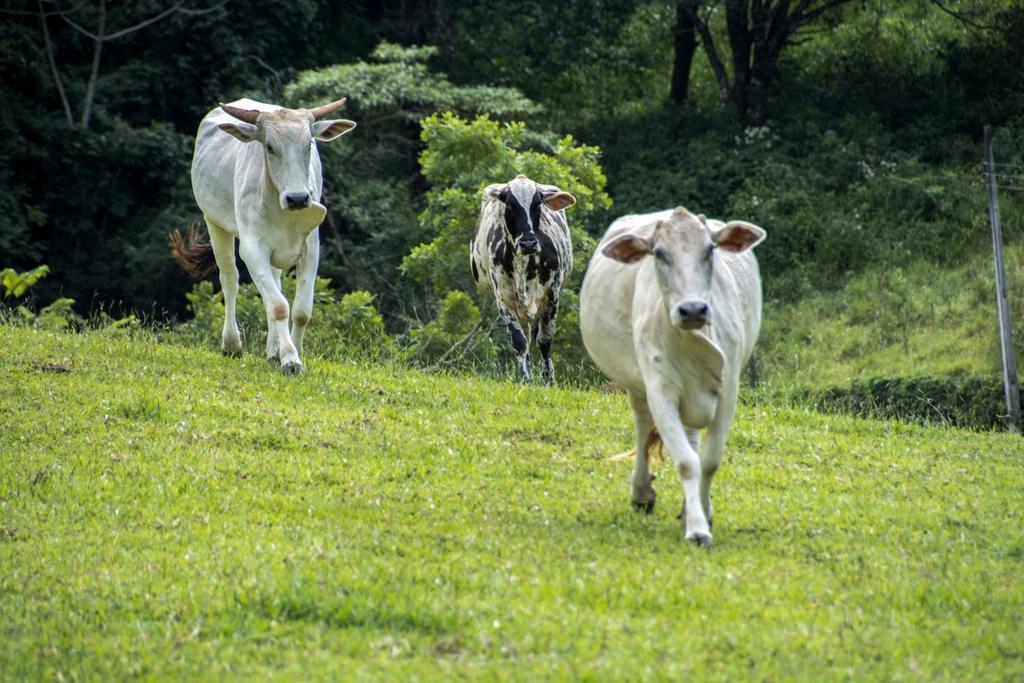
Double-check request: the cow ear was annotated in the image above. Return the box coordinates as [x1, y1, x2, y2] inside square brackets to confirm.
[714, 220, 765, 253]
[313, 119, 356, 142]
[542, 191, 576, 211]
[485, 184, 510, 202]
[218, 122, 258, 142]
[603, 234, 652, 264]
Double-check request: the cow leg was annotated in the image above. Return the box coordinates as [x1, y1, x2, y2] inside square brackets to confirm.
[629, 391, 657, 514]
[206, 218, 242, 357]
[290, 229, 319, 356]
[700, 378, 739, 530]
[678, 428, 703, 523]
[646, 390, 712, 547]
[238, 239, 302, 375]
[537, 294, 560, 385]
[265, 267, 283, 363]
[498, 303, 531, 382]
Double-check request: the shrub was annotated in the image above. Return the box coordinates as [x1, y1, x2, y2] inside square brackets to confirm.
[802, 375, 1016, 432]
[401, 290, 497, 370]
[396, 112, 611, 383]
[181, 275, 394, 362]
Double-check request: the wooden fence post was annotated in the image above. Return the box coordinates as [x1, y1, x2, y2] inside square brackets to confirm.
[983, 126, 1021, 433]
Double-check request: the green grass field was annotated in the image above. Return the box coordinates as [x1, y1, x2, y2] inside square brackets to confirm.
[758, 244, 1024, 391]
[3, 325, 1024, 680]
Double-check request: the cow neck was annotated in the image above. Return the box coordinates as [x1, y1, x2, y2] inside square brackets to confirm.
[651, 300, 726, 391]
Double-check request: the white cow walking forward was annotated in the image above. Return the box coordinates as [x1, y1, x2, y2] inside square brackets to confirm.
[172, 97, 356, 374]
[579, 207, 765, 547]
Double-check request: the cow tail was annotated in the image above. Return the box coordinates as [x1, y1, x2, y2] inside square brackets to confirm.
[603, 426, 664, 462]
[646, 427, 663, 459]
[169, 222, 218, 280]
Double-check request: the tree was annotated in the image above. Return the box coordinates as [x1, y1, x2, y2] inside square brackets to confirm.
[669, 0, 698, 104]
[284, 43, 539, 317]
[675, 0, 853, 120]
[21, 0, 227, 129]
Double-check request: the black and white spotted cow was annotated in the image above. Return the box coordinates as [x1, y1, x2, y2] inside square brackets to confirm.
[470, 174, 576, 383]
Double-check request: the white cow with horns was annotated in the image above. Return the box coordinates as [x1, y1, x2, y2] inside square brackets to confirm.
[580, 207, 766, 547]
[171, 97, 356, 374]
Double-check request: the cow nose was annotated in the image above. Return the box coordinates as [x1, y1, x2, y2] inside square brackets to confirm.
[677, 301, 709, 327]
[285, 192, 310, 209]
[519, 238, 539, 254]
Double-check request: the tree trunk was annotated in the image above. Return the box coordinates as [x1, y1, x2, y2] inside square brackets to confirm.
[725, 0, 752, 117]
[80, 0, 106, 129]
[686, 4, 731, 101]
[669, 0, 698, 104]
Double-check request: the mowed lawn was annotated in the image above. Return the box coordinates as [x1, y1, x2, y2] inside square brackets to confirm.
[2, 326, 1023, 681]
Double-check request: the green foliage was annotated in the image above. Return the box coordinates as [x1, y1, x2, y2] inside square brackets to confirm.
[317, 290, 393, 360]
[282, 43, 541, 315]
[755, 244, 1024, 431]
[35, 298, 84, 332]
[403, 112, 609, 295]
[4, 326, 1024, 679]
[287, 43, 540, 119]
[395, 112, 610, 383]
[801, 375, 1012, 432]
[758, 245, 1024, 390]
[1, 265, 49, 299]
[435, 1, 670, 129]
[182, 275, 393, 362]
[402, 290, 496, 369]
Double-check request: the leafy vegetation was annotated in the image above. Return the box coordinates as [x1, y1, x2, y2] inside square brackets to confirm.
[754, 244, 1024, 428]
[3, 326, 1024, 680]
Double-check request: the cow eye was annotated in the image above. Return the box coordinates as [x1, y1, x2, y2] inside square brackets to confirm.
[653, 247, 669, 263]
[707, 244, 716, 260]
[265, 143, 275, 154]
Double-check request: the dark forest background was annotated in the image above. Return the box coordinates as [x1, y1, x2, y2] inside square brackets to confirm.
[2, 0, 1024, 400]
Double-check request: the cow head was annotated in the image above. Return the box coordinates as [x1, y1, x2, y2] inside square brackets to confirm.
[217, 98, 356, 211]
[602, 207, 765, 330]
[486, 175, 576, 255]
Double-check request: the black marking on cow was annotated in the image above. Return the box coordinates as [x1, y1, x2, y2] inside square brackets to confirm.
[507, 320, 529, 354]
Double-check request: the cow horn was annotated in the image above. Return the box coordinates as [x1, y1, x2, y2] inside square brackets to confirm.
[219, 103, 261, 124]
[309, 97, 348, 121]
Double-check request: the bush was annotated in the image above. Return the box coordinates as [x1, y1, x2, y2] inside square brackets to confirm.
[402, 112, 609, 295]
[181, 275, 394, 362]
[401, 290, 497, 370]
[396, 112, 611, 384]
[284, 43, 540, 318]
[801, 375, 1016, 432]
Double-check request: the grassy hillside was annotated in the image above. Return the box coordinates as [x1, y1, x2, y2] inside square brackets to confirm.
[760, 244, 1024, 389]
[756, 243, 1024, 429]
[2, 326, 1023, 680]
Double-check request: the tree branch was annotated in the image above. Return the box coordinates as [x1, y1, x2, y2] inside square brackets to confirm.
[931, 0, 1000, 31]
[792, 0, 852, 29]
[685, 4, 732, 101]
[101, 1, 185, 41]
[176, 0, 230, 16]
[38, 0, 74, 128]
[79, 0, 105, 128]
[56, 0, 227, 42]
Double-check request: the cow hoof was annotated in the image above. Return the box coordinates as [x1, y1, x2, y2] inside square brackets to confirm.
[280, 361, 303, 376]
[267, 354, 280, 365]
[632, 499, 655, 514]
[685, 531, 713, 549]
[222, 348, 242, 358]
